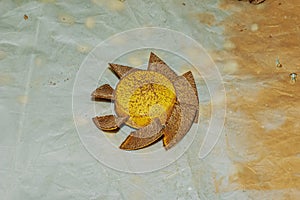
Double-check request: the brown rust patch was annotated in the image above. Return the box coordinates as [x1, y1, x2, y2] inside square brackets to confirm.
[220, 0, 300, 192]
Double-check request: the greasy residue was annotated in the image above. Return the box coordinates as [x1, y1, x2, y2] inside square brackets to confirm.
[219, 0, 300, 192]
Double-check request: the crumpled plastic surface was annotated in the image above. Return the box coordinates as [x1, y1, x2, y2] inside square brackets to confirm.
[1, 0, 298, 199]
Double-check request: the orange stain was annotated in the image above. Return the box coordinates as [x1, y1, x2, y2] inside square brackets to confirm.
[218, 0, 300, 194]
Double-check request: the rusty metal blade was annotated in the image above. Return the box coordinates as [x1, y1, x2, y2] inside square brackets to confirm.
[182, 71, 199, 123]
[91, 84, 114, 100]
[163, 75, 198, 149]
[93, 115, 127, 131]
[173, 75, 198, 106]
[109, 63, 133, 79]
[148, 52, 178, 80]
[119, 118, 163, 150]
[163, 102, 197, 150]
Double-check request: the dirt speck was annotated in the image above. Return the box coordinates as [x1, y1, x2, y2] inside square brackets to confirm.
[58, 14, 75, 25]
[49, 81, 56, 86]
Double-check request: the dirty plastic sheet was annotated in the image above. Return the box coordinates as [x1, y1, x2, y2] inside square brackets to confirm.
[1, 0, 299, 199]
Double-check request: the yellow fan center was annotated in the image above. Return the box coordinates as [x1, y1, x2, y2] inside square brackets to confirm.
[115, 70, 176, 128]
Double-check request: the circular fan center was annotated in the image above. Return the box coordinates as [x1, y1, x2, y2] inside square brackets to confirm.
[115, 70, 176, 128]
